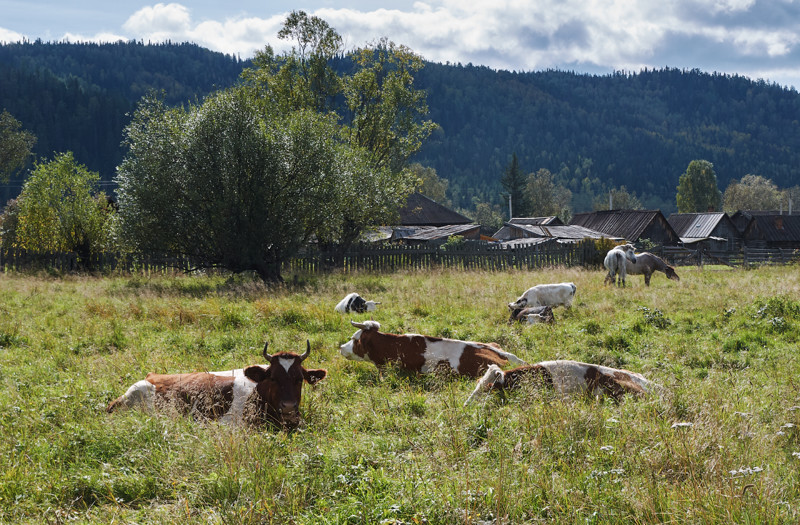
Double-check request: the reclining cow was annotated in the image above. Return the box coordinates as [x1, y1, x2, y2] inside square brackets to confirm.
[339, 320, 526, 377]
[335, 292, 380, 314]
[106, 341, 326, 429]
[464, 360, 656, 405]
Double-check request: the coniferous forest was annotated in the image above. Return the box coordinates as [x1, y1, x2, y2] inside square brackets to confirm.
[2, 40, 800, 215]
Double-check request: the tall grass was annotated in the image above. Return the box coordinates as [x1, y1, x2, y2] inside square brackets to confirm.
[0, 265, 799, 523]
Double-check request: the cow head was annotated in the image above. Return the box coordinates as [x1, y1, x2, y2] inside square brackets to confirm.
[243, 341, 326, 429]
[339, 320, 381, 361]
[508, 297, 527, 310]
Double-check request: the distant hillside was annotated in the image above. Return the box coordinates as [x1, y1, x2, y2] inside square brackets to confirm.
[2, 41, 800, 215]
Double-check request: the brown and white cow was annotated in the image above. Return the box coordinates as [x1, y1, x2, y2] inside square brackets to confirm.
[464, 360, 657, 405]
[106, 341, 327, 429]
[339, 320, 527, 377]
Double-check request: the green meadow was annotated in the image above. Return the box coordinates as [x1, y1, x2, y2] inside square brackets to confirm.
[1, 265, 799, 524]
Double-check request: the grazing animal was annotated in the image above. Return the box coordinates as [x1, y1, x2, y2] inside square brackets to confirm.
[625, 252, 680, 286]
[604, 244, 637, 287]
[508, 282, 576, 311]
[465, 360, 656, 405]
[106, 342, 327, 429]
[508, 305, 555, 325]
[339, 320, 527, 377]
[335, 292, 380, 314]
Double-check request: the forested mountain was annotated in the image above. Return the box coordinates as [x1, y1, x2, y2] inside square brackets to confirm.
[2, 41, 800, 215]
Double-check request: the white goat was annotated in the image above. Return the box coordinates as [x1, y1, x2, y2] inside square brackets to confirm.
[508, 282, 576, 311]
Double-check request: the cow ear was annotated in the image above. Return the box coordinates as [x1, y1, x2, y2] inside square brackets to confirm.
[303, 368, 327, 385]
[244, 365, 270, 382]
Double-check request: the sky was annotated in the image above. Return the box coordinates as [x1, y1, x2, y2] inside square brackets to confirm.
[2, 0, 800, 90]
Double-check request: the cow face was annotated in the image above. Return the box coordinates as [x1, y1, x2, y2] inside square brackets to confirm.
[508, 297, 527, 310]
[339, 320, 381, 361]
[243, 342, 326, 429]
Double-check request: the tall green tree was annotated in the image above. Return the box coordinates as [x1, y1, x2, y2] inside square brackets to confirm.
[242, 13, 433, 250]
[525, 168, 572, 220]
[409, 163, 449, 205]
[0, 110, 36, 182]
[676, 160, 722, 213]
[14, 152, 111, 257]
[500, 153, 529, 218]
[116, 90, 368, 281]
[593, 186, 643, 211]
[722, 174, 782, 213]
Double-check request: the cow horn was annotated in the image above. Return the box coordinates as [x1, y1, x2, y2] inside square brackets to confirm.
[300, 340, 310, 361]
[262, 341, 272, 361]
[350, 320, 368, 329]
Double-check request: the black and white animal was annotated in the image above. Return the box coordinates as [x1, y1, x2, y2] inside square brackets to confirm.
[508, 305, 555, 324]
[464, 360, 656, 405]
[508, 282, 576, 311]
[334, 293, 380, 314]
[604, 244, 637, 287]
[625, 252, 680, 286]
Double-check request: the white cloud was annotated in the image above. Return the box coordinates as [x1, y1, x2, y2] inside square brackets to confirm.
[62, 1, 800, 87]
[0, 27, 25, 43]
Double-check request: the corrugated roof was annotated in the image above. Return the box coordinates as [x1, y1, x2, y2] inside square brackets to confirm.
[668, 212, 726, 238]
[496, 237, 559, 248]
[398, 193, 472, 226]
[403, 223, 480, 241]
[509, 217, 564, 226]
[745, 215, 800, 242]
[570, 209, 673, 241]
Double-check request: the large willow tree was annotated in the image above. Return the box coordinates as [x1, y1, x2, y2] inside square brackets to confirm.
[115, 11, 434, 281]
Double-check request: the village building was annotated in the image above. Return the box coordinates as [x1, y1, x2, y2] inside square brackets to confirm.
[667, 212, 742, 251]
[569, 209, 680, 246]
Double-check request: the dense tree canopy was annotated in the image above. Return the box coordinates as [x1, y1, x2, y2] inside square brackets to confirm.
[722, 174, 782, 213]
[500, 153, 529, 218]
[525, 168, 572, 220]
[116, 13, 431, 280]
[676, 160, 722, 213]
[13, 152, 111, 256]
[0, 110, 36, 182]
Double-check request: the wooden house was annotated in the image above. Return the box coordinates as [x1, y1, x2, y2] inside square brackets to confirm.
[569, 209, 680, 245]
[667, 212, 742, 251]
[742, 214, 800, 249]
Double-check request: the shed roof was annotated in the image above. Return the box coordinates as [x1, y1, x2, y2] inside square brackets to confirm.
[570, 209, 676, 242]
[508, 217, 564, 226]
[398, 193, 472, 226]
[668, 212, 731, 238]
[744, 215, 800, 242]
[402, 223, 481, 241]
[497, 223, 620, 241]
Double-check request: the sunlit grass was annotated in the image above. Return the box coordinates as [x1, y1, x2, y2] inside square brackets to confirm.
[0, 264, 799, 522]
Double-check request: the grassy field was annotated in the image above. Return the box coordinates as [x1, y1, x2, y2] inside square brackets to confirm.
[1, 264, 799, 524]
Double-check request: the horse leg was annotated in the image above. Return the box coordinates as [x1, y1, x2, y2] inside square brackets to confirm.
[644, 272, 651, 286]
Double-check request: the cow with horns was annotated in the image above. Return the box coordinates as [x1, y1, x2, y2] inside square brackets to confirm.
[339, 320, 526, 377]
[106, 341, 327, 429]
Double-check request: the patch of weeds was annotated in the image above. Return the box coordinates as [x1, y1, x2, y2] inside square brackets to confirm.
[468, 422, 490, 448]
[754, 296, 800, 320]
[602, 333, 632, 352]
[637, 306, 672, 329]
[583, 320, 603, 335]
[722, 331, 768, 353]
[403, 394, 427, 417]
[0, 329, 25, 348]
[217, 305, 249, 330]
[411, 303, 430, 317]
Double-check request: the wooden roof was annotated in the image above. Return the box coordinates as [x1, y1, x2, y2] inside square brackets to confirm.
[668, 212, 738, 238]
[743, 214, 800, 243]
[398, 193, 472, 226]
[570, 209, 678, 243]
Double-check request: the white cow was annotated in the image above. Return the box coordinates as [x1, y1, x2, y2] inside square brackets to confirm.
[508, 282, 576, 311]
[604, 244, 637, 287]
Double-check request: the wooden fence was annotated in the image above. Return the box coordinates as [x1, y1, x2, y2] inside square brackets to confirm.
[0, 242, 797, 277]
[656, 246, 800, 268]
[285, 241, 604, 273]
